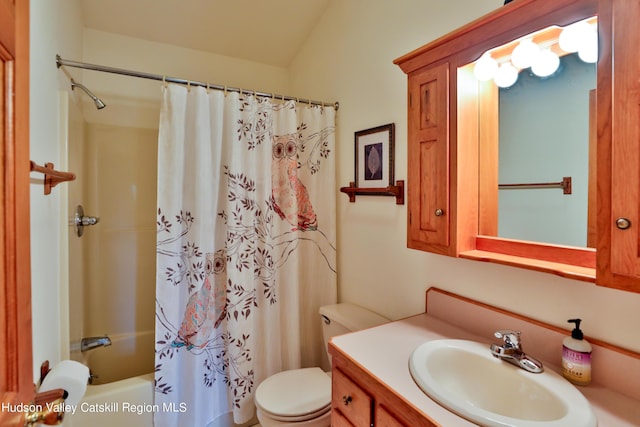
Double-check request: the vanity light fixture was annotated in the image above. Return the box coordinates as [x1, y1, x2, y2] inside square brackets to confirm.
[531, 49, 560, 77]
[577, 25, 598, 63]
[473, 17, 598, 87]
[558, 21, 592, 53]
[510, 39, 540, 69]
[474, 52, 499, 81]
[494, 63, 519, 88]
[578, 40, 597, 63]
[559, 20, 598, 64]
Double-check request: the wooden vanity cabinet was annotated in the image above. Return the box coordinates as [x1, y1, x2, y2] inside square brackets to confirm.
[375, 405, 407, 427]
[330, 344, 437, 427]
[332, 367, 372, 427]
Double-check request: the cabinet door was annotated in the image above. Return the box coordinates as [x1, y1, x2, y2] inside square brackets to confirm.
[332, 368, 372, 427]
[376, 404, 407, 427]
[598, 0, 640, 292]
[407, 62, 450, 254]
[332, 409, 356, 427]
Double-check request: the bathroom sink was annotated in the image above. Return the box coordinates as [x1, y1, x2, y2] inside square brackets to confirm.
[409, 339, 596, 427]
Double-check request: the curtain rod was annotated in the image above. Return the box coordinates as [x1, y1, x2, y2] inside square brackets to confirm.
[56, 55, 339, 111]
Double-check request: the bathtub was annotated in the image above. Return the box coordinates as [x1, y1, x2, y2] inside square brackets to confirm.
[64, 330, 259, 426]
[64, 330, 155, 426]
[63, 373, 260, 427]
[63, 373, 154, 427]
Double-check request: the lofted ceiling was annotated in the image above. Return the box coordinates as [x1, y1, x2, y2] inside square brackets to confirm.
[80, 0, 331, 68]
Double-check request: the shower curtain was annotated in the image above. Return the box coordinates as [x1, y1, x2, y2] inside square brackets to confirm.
[154, 84, 337, 426]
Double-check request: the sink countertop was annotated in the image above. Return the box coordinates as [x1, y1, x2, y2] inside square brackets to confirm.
[330, 312, 640, 427]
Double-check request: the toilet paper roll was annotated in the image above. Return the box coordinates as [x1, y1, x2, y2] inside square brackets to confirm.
[39, 360, 90, 407]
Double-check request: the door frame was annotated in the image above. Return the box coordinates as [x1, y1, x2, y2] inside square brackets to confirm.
[1, 0, 33, 425]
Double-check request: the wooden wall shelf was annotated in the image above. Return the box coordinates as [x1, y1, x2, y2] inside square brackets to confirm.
[340, 180, 404, 204]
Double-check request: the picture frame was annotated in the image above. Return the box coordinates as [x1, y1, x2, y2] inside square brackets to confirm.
[354, 123, 395, 189]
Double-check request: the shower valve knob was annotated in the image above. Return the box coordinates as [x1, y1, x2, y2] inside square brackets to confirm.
[74, 204, 100, 237]
[80, 216, 100, 226]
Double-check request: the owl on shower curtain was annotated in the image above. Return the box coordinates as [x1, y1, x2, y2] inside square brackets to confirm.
[271, 133, 318, 231]
[173, 250, 228, 350]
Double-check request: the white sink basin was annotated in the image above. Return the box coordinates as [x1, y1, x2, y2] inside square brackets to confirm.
[409, 339, 596, 427]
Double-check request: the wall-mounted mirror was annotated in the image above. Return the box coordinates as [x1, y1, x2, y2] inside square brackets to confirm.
[466, 17, 598, 249]
[498, 53, 596, 247]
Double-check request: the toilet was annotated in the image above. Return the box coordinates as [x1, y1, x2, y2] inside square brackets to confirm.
[254, 303, 389, 427]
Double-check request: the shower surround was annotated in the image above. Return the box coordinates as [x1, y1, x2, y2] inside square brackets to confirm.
[68, 121, 158, 384]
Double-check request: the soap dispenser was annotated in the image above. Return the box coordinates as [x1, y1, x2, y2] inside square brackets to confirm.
[562, 318, 592, 386]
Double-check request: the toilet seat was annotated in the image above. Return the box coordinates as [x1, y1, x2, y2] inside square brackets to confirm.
[255, 367, 331, 422]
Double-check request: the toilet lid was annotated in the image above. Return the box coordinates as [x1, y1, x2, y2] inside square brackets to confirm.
[255, 367, 331, 419]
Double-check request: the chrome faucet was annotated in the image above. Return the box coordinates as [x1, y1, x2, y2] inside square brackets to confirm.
[490, 330, 544, 373]
[80, 336, 112, 352]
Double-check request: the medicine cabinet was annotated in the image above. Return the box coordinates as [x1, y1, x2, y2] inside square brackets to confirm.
[395, 0, 640, 293]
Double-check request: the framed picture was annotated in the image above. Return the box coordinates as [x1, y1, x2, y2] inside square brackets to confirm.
[355, 123, 395, 189]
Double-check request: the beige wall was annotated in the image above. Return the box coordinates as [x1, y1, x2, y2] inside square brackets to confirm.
[30, 0, 85, 380]
[289, 0, 640, 352]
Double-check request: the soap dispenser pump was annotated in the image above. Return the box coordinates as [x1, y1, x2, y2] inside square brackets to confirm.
[562, 318, 592, 385]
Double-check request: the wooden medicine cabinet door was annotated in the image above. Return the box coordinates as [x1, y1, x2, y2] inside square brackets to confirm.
[596, 0, 640, 292]
[406, 62, 452, 255]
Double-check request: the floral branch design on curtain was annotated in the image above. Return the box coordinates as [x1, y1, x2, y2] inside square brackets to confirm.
[237, 96, 273, 150]
[220, 168, 279, 304]
[156, 210, 204, 292]
[297, 125, 334, 175]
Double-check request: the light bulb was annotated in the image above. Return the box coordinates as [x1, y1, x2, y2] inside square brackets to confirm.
[511, 39, 539, 69]
[559, 21, 592, 53]
[578, 27, 598, 63]
[531, 49, 560, 77]
[474, 52, 498, 81]
[494, 63, 518, 88]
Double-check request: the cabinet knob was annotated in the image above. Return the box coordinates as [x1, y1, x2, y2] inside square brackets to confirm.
[616, 217, 632, 230]
[342, 395, 352, 406]
[435, 208, 444, 217]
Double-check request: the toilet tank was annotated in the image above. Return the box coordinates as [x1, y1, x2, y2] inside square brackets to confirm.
[319, 303, 389, 360]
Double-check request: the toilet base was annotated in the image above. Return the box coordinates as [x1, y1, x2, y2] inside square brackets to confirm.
[256, 407, 331, 427]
